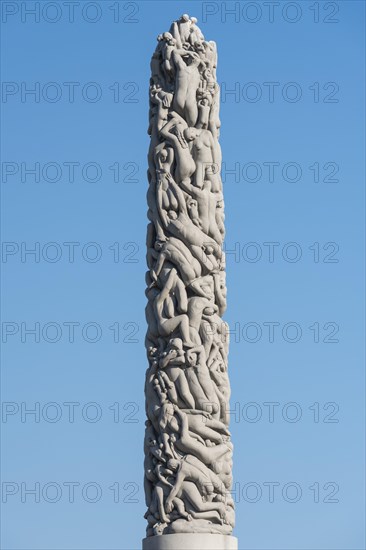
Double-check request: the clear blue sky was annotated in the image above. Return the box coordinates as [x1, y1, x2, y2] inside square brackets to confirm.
[1, 1, 365, 549]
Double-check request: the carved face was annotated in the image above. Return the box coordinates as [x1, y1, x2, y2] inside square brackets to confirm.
[167, 349, 178, 360]
[187, 198, 198, 215]
[184, 127, 199, 142]
[167, 459, 180, 471]
[154, 524, 165, 535]
[162, 32, 175, 46]
[186, 351, 197, 366]
[165, 403, 175, 417]
[169, 338, 183, 351]
[219, 363, 225, 373]
[205, 163, 219, 176]
[159, 149, 168, 162]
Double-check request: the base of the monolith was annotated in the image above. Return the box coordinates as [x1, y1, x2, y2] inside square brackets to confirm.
[142, 533, 238, 550]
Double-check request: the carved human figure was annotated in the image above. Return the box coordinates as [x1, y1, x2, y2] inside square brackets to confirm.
[163, 405, 232, 465]
[150, 85, 173, 131]
[148, 239, 213, 299]
[159, 339, 195, 409]
[150, 34, 165, 87]
[155, 142, 175, 176]
[180, 177, 224, 243]
[181, 411, 230, 445]
[188, 17, 204, 46]
[149, 136, 173, 184]
[197, 95, 211, 130]
[159, 113, 196, 182]
[147, 465, 175, 525]
[148, 59, 173, 164]
[153, 268, 196, 346]
[166, 477, 227, 519]
[185, 345, 221, 416]
[169, 14, 192, 49]
[186, 294, 217, 350]
[161, 32, 177, 84]
[215, 196, 225, 240]
[147, 143, 174, 237]
[171, 48, 203, 126]
[144, 354, 164, 431]
[166, 454, 227, 509]
[213, 271, 227, 315]
[156, 172, 222, 270]
[185, 127, 220, 190]
[145, 285, 160, 348]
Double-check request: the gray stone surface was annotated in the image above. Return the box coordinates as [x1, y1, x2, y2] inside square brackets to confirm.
[143, 534, 238, 550]
[144, 14, 235, 542]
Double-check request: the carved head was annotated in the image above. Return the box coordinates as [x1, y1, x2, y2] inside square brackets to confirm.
[183, 127, 200, 142]
[163, 32, 176, 46]
[168, 210, 177, 220]
[169, 338, 183, 351]
[161, 402, 175, 420]
[186, 351, 197, 367]
[154, 240, 165, 251]
[187, 197, 198, 210]
[167, 459, 180, 471]
[205, 162, 219, 177]
[159, 148, 168, 162]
